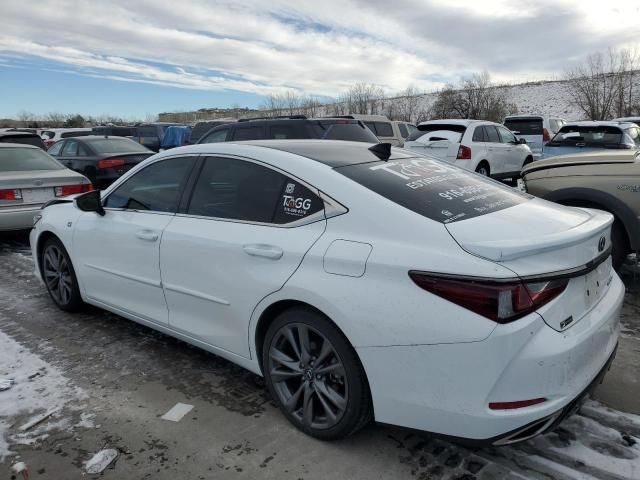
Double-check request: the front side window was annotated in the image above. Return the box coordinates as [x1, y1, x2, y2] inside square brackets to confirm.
[200, 128, 229, 143]
[104, 157, 195, 212]
[497, 126, 517, 144]
[187, 157, 323, 224]
[62, 140, 79, 156]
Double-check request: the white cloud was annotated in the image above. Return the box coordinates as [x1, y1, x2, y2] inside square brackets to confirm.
[0, 0, 638, 99]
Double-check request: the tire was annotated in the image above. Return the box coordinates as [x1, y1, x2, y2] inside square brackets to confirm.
[475, 162, 490, 177]
[611, 220, 630, 270]
[263, 307, 372, 440]
[40, 237, 83, 312]
[523, 156, 533, 168]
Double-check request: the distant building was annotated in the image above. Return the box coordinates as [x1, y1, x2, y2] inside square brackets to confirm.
[158, 107, 261, 123]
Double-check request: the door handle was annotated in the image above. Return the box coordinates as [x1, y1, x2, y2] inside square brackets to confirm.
[136, 230, 159, 242]
[243, 244, 283, 260]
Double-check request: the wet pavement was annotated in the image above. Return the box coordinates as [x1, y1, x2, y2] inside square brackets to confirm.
[1, 232, 639, 479]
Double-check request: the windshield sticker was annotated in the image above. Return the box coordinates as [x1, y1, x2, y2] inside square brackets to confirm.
[338, 157, 529, 224]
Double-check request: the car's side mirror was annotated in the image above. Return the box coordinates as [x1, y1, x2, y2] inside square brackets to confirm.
[75, 190, 105, 216]
[518, 138, 527, 144]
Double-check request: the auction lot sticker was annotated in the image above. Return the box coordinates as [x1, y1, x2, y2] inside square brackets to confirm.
[337, 157, 530, 223]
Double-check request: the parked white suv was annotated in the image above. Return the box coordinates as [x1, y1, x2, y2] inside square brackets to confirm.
[41, 128, 92, 149]
[504, 115, 565, 159]
[404, 119, 533, 179]
[335, 115, 416, 146]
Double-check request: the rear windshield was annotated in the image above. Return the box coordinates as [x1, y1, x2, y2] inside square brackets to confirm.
[548, 126, 623, 146]
[0, 147, 64, 172]
[0, 135, 45, 148]
[312, 121, 378, 142]
[85, 138, 150, 154]
[61, 131, 91, 138]
[408, 124, 466, 141]
[364, 121, 394, 137]
[337, 156, 529, 224]
[504, 118, 543, 135]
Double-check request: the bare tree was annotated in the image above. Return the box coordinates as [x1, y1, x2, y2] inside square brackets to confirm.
[16, 110, 35, 126]
[397, 85, 422, 122]
[46, 112, 66, 127]
[565, 48, 639, 120]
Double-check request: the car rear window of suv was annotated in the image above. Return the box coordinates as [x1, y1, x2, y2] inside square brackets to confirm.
[310, 121, 378, 142]
[548, 126, 623, 147]
[336, 156, 529, 223]
[504, 118, 543, 135]
[0, 135, 45, 148]
[407, 124, 466, 142]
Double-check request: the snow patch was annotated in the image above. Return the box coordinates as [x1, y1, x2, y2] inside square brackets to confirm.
[0, 329, 84, 460]
[85, 448, 118, 474]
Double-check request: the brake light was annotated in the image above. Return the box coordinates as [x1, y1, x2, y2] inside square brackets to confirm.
[408, 273, 568, 323]
[456, 145, 472, 160]
[0, 189, 22, 200]
[98, 158, 125, 169]
[489, 398, 547, 410]
[543, 128, 551, 142]
[55, 184, 93, 197]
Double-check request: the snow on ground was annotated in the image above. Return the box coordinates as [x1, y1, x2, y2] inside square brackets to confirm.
[0, 329, 84, 460]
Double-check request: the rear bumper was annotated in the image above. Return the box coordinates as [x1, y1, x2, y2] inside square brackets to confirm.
[0, 205, 42, 231]
[357, 272, 624, 443]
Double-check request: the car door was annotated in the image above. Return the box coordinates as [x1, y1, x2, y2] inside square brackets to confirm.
[160, 155, 327, 357]
[483, 126, 506, 174]
[73, 156, 197, 324]
[497, 125, 525, 173]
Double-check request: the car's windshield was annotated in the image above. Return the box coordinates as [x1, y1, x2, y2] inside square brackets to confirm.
[548, 126, 623, 146]
[85, 138, 150, 154]
[336, 156, 529, 224]
[0, 147, 65, 172]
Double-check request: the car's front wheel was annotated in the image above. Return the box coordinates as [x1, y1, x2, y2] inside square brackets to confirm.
[263, 307, 372, 440]
[41, 237, 83, 311]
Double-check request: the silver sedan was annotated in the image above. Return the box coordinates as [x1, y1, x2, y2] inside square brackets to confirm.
[0, 143, 92, 231]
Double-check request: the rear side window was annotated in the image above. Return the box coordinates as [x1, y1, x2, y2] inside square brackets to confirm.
[374, 122, 393, 137]
[337, 157, 529, 224]
[484, 126, 500, 143]
[472, 127, 487, 142]
[47, 142, 64, 155]
[61, 140, 79, 156]
[268, 125, 305, 139]
[398, 124, 408, 138]
[105, 157, 195, 212]
[187, 157, 323, 224]
[503, 119, 542, 135]
[232, 126, 264, 141]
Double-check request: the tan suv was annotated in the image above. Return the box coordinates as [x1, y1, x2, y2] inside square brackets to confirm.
[522, 150, 640, 268]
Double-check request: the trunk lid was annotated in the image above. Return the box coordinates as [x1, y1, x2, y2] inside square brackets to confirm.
[445, 198, 615, 331]
[0, 170, 89, 205]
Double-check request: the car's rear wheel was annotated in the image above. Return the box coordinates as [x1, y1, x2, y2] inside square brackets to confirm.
[263, 307, 372, 440]
[475, 162, 490, 177]
[41, 237, 83, 311]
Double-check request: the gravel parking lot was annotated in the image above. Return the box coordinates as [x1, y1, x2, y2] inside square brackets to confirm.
[1, 233, 639, 479]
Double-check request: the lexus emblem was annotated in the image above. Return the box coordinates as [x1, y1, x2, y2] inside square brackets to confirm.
[598, 236, 606, 252]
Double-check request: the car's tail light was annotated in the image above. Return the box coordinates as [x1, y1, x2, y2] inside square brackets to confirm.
[489, 398, 547, 410]
[98, 158, 125, 169]
[55, 184, 93, 197]
[408, 273, 569, 323]
[0, 189, 22, 200]
[456, 145, 472, 160]
[45, 140, 55, 149]
[543, 128, 551, 142]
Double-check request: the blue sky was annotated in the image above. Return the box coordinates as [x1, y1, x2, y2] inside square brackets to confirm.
[1, 0, 639, 119]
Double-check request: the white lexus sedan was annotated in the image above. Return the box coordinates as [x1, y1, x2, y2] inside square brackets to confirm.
[30, 140, 623, 445]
